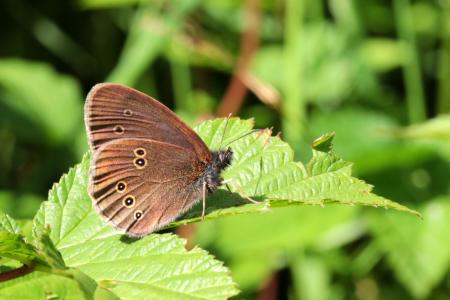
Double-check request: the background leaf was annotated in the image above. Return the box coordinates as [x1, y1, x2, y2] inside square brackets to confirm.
[368, 198, 450, 299]
[0, 59, 83, 145]
[0, 211, 21, 234]
[0, 212, 40, 265]
[0, 272, 86, 300]
[0, 232, 39, 266]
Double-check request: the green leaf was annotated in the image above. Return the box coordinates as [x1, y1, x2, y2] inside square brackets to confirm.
[0, 232, 39, 266]
[0, 211, 20, 234]
[35, 231, 66, 270]
[0, 191, 44, 220]
[291, 254, 332, 300]
[0, 272, 86, 300]
[0, 213, 98, 299]
[394, 114, 450, 161]
[368, 198, 450, 299]
[0, 59, 83, 145]
[307, 107, 436, 174]
[188, 118, 419, 221]
[360, 38, 406, 72]
[0, 212, 40, 266]
[311, 132, 335, 153]
[79, 0, 141, 9]
[32, 154, 239, 300]
[395, 114, 450, 141]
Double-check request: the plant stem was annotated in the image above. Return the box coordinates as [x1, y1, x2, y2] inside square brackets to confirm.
[332, 0, 365, 38]
[0, 262, 36, 282]
[216, 0, 261, 117]
[107, 0, 200, 86]
[393, 0, 427, 123]
[283, 0, 305, 153]
[309, 0, 324, 21]
[437, 1, 450, 113]
[170, 61, 192, 112]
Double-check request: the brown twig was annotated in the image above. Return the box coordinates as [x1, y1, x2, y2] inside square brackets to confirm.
[178, 0, 261, 247]
[0, 262, 36, 282]
[216, 0, 261, 117]
[258, 271, 279, 300]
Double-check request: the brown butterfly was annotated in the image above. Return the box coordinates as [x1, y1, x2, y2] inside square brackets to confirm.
[84, 83, 233, 237]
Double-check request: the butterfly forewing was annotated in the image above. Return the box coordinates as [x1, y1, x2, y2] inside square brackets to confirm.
[85, 83, 211, 160]
[90, 138, 205, 236]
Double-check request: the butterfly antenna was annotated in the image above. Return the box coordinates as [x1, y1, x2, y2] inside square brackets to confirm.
[223, 128, 265, 148]
[219, 113, 232, 149]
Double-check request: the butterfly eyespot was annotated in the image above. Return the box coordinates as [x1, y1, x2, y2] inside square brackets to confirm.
[123, 109, 133, 116]
[123, 195, 135, 208]
[134, 148, 146, 157]
[134, 210, 143, 220]
[116, 181, 127, 193]
[134, 158, 147, 169]
[113, 125, 125, 135]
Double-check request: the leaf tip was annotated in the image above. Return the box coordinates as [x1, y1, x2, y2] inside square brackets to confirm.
[311, 132, 335, 152]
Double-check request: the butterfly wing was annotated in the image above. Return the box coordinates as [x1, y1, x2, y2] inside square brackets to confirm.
[90, 138, 206, 237]
[84, 83, 211, 161]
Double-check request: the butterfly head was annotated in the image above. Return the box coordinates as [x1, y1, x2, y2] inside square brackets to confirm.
[214, 147, 233, 170]
[203, 148, 233, 193]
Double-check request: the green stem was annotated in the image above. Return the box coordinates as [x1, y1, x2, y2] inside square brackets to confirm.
[309, 0, 324, 21]
[393, 0, 427, 123]
[437, 2, 450, 113]
[332, 0, 365, 38]
[283, 0, 305, 154]
[170, 61, 192, 112]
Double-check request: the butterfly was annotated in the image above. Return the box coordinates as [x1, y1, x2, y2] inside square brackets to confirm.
[84, 83, 233, 237]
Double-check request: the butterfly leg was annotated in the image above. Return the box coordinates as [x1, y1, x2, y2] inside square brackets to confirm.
[233, 181, 260, 204]
[201, 181, 207, 220]
[221, 178, 233, 192]
[221, 178, 259, 204]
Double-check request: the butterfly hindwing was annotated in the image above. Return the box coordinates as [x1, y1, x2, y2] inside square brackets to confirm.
[90, 138, 206, 236]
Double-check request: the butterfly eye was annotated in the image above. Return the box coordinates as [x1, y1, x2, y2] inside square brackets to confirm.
[123, 195, 135, 208]
[123, 109, 133, 116]
[134, 148, 146, 157]
[113, 125, 125, 135]
[134, 158, 147, 169]
[134, 210, 143, 220]
[116, 181, 127, 193]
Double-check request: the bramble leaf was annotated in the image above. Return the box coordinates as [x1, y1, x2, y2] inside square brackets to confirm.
[32, 153, 239, 300]
[173, 118, 419, 225]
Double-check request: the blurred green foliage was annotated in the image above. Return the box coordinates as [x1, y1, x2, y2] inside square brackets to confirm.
[0, 0, 449, 299]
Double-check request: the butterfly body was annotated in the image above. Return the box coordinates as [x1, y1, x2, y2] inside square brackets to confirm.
[202, 149, 233, 193]
[85, 83, 233, 237]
